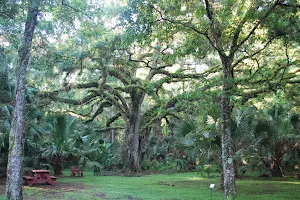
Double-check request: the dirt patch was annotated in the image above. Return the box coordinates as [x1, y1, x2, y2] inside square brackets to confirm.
[123, 195, 143, 200]
[93, 192, 106, 198]
[23, 191, 65, 200]
[0, 180, 90, 198]
[25, 182, 88, 192]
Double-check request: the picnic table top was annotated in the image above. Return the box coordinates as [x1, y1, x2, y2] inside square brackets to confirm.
[31, 170, 50, 173]
[71, 168, 82, 171]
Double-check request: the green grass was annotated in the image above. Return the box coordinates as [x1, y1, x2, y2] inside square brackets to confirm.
[0, 171, 299, 199]
[58, 171, 221, 200]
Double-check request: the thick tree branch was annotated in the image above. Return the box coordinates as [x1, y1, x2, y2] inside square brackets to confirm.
[106, 113, 122, 127]
[127, 49, 152, 67]
[40, 82, 99, 95]
[154, 69, 205, 79]
[241, 88, 270, 104]
[46, 92, 101, 105]
[64, 110, 91, 119]
[141, 90, 204, 132]
[95, 126, 124, 133]
[102, 91, 129, 118]
[103, 84, 130, 114]
[108, 68, 130, 85]
[86, 100, 112, 123]
[204, 0, 226, 56]
[277, 3, 300, 8]
[285, 79, 300, 84]
[239, 73, 300, 104]
[230, 15, 248, 57]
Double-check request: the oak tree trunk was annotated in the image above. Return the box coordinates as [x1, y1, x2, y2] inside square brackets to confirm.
[123, 95, 143, 172]
[5, 1, 40, 199]
[221, 57, 236, 199]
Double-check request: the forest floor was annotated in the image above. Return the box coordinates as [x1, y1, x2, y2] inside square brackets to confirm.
[0, 171, 300, 199]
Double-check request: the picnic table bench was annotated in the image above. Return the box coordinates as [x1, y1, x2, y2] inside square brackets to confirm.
[70, 166, 83, 177]
[23, 170, 57, 186]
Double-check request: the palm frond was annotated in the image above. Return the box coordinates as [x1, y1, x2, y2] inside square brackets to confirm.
[175, 118, 196, 137]
[1, 105, 11, 119]
[235, 106, 257, 137]
[181, 135, 194, 147]
[254, 119, 276, 138]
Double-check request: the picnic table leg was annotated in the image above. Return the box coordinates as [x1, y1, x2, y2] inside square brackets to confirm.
[45, 175, 55, 185]
[28, 176, 39, 187]
[28, 180, 34, 186]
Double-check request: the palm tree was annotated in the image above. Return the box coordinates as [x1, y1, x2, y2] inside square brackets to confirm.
[0, 65, 12, 177]
[172, 116, 222, 172]
[42, 115, 75, 175]
[239, 104, 300, 177]
[231, 106, 258, 177]
[68, 132, 103, 170]
[42, 115, 103, 175]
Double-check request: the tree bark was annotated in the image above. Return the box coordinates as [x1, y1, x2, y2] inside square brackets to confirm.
[123, 93, 143, 172]
[221, 56, 236, 199]
[272, 140, 285, 177]
[53, 156, 63, 176]
[5, 1, 40, 199]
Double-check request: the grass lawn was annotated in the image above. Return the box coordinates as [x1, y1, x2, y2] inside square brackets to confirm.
[0, 171, 299, 199]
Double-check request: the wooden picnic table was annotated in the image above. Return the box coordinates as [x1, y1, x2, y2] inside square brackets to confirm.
[70, 166, 83, 177]
[23, 170, 57, 186]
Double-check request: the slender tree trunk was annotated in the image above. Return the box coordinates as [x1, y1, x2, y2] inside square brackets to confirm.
[5, 1, 40, 199]
[221, 57, 236, 199]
